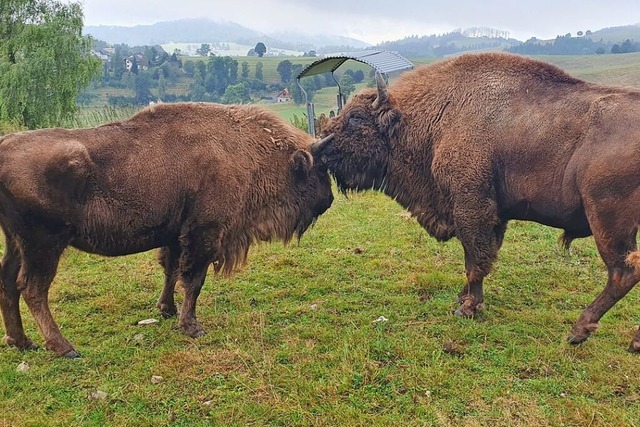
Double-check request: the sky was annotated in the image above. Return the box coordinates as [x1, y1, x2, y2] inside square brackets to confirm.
[80, 0, 640, 44]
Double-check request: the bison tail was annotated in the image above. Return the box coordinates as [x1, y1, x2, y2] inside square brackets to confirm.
[626, 250, 640, 271]
[557, 232, 573, 254]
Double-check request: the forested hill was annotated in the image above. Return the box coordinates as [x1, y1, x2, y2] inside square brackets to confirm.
[376, 24, 640, 58]
[375, 28, 520, 58]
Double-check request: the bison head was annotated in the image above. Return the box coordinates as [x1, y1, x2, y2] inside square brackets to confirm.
[313, 72, 402, 193]
[289, 147, 334, 238]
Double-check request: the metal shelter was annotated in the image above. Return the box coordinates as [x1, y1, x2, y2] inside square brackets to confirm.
[296, 50, 414, 136]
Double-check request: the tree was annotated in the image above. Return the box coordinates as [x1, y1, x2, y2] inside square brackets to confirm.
[339, 74, 356, 99]
[222, 82, 251, 104]
[255, 61, 263, 80]
[157, 73, 167, 100]
[289, 78, 316, 105]
[189, 66, 206, 101]
[130, 57, 139, 75]
[277, 60, 293, 83]
[227, 57, 239, 84]
[0, 0, 101, 129]
[134, 71, 153, 105]
[196, 43, 210, 56]
[254, 42, 267, 57]
[183, 60, 196, 77]
[241, 61, 250, 79]
[111, 45, 126, 80]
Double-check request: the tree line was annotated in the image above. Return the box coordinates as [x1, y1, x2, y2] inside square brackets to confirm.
[506, 34, 640, 55]
[91, 44, 367, 108]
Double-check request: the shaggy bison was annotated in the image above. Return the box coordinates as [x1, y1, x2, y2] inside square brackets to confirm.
[314, 52, 640, 351]
[0, 102, 333, 357]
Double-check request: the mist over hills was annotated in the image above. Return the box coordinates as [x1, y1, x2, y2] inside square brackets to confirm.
[83, 18, 370, 52]
[84, 19, 640, 57]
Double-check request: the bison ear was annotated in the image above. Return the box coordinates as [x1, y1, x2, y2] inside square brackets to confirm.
[372, 71, 389, 110]
[290, 149, 313, 181]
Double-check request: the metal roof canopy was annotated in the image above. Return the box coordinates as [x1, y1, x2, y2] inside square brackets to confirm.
[297, 50, 414, 79]
[296, 50, 414, 136]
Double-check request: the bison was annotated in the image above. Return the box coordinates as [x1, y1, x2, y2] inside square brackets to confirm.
[313, 52, 640, 351]
[0, 102, 334, 357]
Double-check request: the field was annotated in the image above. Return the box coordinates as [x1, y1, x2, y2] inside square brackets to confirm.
[2, 54, 640, 426]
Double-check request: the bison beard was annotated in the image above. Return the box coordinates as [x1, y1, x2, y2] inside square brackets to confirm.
[315, 52, 640, 352]
[0, 102, 333, 357]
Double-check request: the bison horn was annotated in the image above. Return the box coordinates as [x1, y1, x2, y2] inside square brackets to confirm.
[310, 133, 334, 156]
[372, 71, 388, 109]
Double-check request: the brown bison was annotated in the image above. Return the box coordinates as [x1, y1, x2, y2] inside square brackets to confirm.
[0, 102, 334, 357]
[314, 52, 640, 351]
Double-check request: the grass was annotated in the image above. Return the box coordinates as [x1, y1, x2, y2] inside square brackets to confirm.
[1, 194, 638, 426]
[2, 55, 640, 426]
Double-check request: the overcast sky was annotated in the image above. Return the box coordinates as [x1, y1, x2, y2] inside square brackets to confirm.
[80, 0, 640, 44]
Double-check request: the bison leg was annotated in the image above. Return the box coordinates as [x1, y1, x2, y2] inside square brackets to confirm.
[157, 244, 180, 318]
[455, 248, 486, 317]
[568, 264, 639, 345]
[568, 207, 640, 345]
[630, 327, 640, 353]
[176, 233, 216, 338]
[453, 204, 506, 318]
[177, 264, 208, 338]
[18, 241, 78, 358]
[0, 235, 37, 351]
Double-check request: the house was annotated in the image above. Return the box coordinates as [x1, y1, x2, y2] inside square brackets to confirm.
[124, 54, 150, 72]
[275, 88, 291, 103]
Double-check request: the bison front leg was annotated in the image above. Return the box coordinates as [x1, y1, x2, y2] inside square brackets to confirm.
[452, 201, 506, 318]
[19, 242, 78, 358]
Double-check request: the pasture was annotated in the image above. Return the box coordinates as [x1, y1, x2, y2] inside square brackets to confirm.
[1, 54, 640, 426]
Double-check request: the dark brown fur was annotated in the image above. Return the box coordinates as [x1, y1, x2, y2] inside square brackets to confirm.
[0, 102, 333, 357]
[318, 52, 640, 351]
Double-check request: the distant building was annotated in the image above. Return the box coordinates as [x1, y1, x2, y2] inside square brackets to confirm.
[124, 54, 150, 72]
[275, 88, 291, 103]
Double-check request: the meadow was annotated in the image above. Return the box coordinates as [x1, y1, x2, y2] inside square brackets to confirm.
[1, 53, 640, 426]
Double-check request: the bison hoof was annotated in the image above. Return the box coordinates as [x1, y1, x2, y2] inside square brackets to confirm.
[157, 302, 178, 318]
[567, 323, 599, 345]
[63, 350, 81, 359]
[454, 302, 484, 318]
[3, 335, 39, 351]
[180, 320, 206, 338]
[192, 329, 206, 338]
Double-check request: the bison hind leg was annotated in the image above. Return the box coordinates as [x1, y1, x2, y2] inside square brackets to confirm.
[568, 212, 640, 347]
[0, 234, 38, 351]
[175, 232, 221, 339]
[156, 244, 181, 318]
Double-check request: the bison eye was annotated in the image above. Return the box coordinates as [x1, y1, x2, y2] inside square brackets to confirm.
[348, 116, 365, 126]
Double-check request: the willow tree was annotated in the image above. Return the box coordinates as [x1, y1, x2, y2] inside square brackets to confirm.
[0, 0, 100, 129]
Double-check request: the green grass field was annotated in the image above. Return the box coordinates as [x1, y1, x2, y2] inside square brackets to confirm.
[2, 54, 640, 426]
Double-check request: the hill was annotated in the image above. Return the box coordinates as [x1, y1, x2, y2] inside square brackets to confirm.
[375, 28, 521, 58]
[84, 18, 370, 53]
[586, 24, 640, 43]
